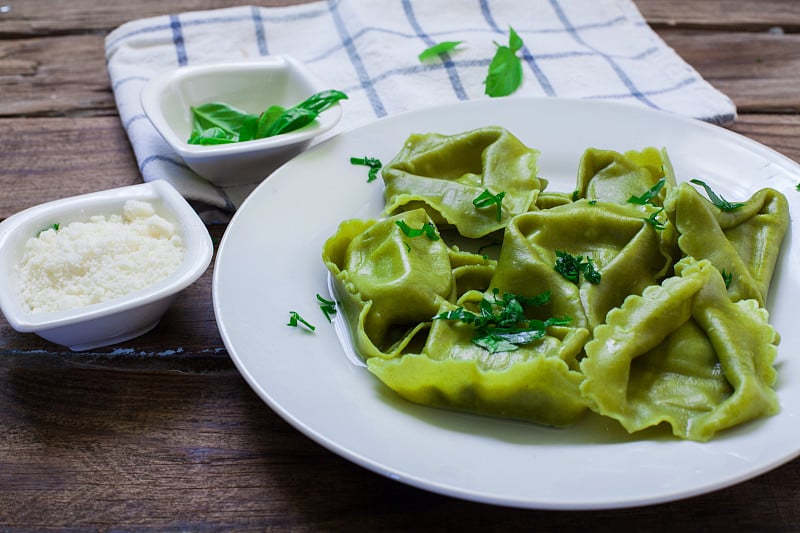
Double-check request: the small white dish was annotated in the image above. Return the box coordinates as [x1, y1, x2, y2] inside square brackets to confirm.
[0, 180, 213, 351]
[140, 55, 343, 186]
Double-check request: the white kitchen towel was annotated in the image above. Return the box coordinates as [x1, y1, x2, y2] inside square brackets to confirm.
[105, 0, 736, 212]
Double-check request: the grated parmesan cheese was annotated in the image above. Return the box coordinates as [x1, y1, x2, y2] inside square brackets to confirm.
[17, 199, 185, 313]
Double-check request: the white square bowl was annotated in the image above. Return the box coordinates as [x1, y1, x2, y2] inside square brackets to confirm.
[0, 180, 213, 351]
[140, 55, 343, 186]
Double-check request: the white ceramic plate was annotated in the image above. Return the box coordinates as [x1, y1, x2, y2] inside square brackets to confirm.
[212, 98, 800, 510]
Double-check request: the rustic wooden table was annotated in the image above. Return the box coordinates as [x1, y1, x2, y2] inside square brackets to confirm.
[2, 0, 800, 530]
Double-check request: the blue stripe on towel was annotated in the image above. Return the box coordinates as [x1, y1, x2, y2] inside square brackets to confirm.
[140, 154, 190, 173]
[327, 0, 386, 118]
[549, 0, 657, 109]
[402, 0, 467, 100]
[251, 6, 269, 55]
[169, 15, 188, 66]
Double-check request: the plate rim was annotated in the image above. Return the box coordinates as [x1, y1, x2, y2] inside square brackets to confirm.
[213, 96, 800, 510]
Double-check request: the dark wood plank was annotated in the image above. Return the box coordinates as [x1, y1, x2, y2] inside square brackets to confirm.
[0, 34, 114, 117]
[728, 114, 800, 164]
[0, 0, 317, 36]
[656, 29, 800, 113]
[637, 0, 800, 30]
[0, 117, 138, 220]
[0, 365, 799, 530]
[2, 0, 799, 35]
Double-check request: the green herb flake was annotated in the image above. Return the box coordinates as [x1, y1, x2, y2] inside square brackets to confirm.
[643, 208, 667, 231]
[287, 311, 316, 331]
[36, 223, 59, 237]
[721, 269, 733, 289]
[690, 179, 746, 211]
[418, 41, 464, 62]
[350, 156, 383, 182]
[473, 189, 506, 222]
[434, 288, 571, 353]
[628, 178, 666, 205]
[484, 26, 524, 97]
[316, 293, 337, 323]
[554, 250, 602, 285]
[395, 220, 439, 241]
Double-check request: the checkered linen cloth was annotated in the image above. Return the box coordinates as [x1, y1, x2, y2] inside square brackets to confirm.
[105, 0, 736, 212]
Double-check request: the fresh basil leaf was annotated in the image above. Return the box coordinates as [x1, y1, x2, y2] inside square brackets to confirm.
[295, 89, 348, 114]
[508, 26, 523, 52]
[190, 102, 254, 137]
[188, 127, 238, 145]
[238, 115, 260, 142]
[484, 27, 524, 97]
[188, 90, 348, 144]
[255, 105, 286, 139]
[418, 41, 463, 62]
[263, 107, 318, 137]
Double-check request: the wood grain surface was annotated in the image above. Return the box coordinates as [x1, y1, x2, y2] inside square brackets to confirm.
[2, 1, 800, 530]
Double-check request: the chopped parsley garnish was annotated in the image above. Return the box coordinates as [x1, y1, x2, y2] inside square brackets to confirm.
[316, 294, 337, 323]
[434, 288, 571, 353]
[350, 156, 382, 182]
[395, 220, 440, 241]
[644, 208, 667, 230]
[484, 27, 524, 97]
[628, 178, 666, 205]
[721, 269, 733, 289]
[287, 311, 315, 331]
[418, 41, 464, 62]
[473, 189, 506, 222]
[36, 223, 59, 237]
[554, 250, 602, 285]
[690, 179, 746, 211]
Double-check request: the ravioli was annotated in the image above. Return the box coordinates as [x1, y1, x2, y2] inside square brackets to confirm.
[664, 183, 789, 305]
[580, 258, 779, 441]
[489, 200, 672, 330]
[574, 146, 676, 205]
[367, 292, 591, 427]
[322, 128, 789, 441]
[382, 126, 545, 238]
[322, 208, 455, 360]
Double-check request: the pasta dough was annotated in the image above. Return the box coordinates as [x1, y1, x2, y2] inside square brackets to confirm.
[322, 126, 789, 441]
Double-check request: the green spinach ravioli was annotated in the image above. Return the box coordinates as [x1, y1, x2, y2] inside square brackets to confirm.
[322, 126, 789, 441]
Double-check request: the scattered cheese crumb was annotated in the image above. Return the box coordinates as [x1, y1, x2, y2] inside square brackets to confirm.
[17, 200, 185, 313]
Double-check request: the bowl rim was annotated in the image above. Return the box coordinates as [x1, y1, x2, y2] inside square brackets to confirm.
[0, 180, 213, 333]
[140, 54, 343, 161]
